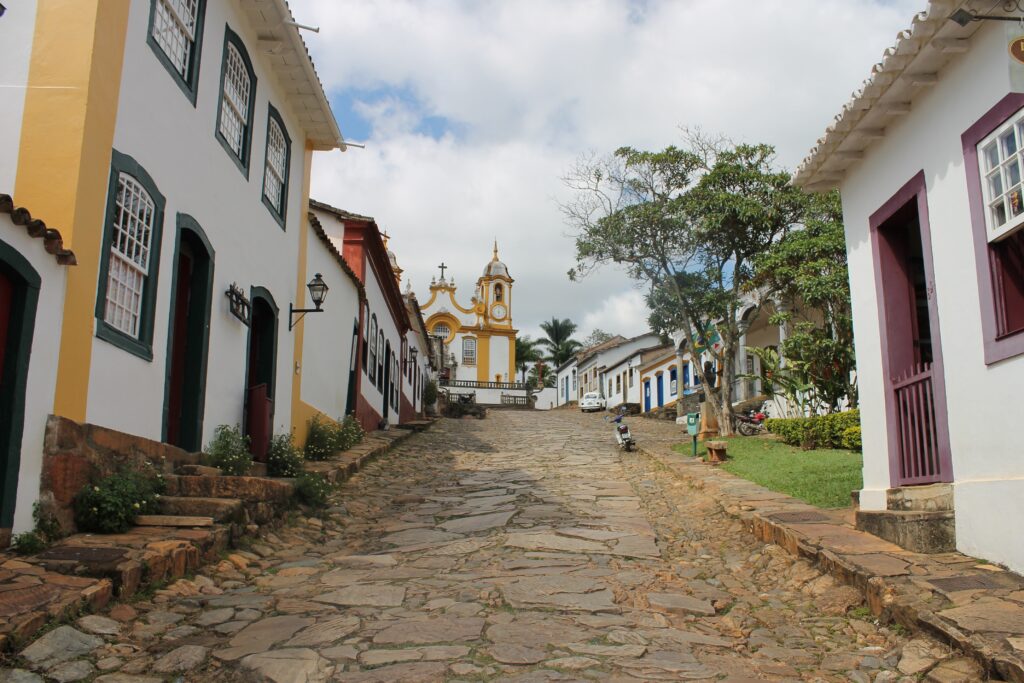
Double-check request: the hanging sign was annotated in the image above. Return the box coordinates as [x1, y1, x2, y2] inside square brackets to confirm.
[1008, 24, 1024, 91]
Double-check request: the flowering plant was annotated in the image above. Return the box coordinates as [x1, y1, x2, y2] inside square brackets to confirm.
[204, 424, 252, 475]
[73, 467, 166, 534]
[267, 432, 303, 477]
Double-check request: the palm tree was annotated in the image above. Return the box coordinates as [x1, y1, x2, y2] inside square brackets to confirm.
[538, 317, 583, 366]
[515, 335, 540, 383]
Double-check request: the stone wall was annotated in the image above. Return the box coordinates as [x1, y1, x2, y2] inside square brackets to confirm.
[40, 415, 200, 534]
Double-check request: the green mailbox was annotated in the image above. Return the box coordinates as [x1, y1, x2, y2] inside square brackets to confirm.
[686, 412, 699, 436]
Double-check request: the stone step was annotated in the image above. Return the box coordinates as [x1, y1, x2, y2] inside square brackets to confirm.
[159, 496, 244, 522]
[163, 475, 293, 504]
[135, 514, 214, 527]
[886, 483, 954, 512]
[856, 509, 956, 553]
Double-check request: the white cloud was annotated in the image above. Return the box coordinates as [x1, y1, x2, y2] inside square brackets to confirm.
[294, 0, 922, 336]
[579, 289, 652, 340]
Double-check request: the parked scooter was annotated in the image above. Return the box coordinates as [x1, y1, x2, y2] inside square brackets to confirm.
[606, 407, 636, 452]
[735, 402, 768, 436]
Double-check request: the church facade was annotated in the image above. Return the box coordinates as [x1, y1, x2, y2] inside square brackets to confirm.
[421, 245, 516, 385]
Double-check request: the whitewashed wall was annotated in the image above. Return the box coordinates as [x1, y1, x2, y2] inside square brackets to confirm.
[839, 21, 1024, 572]
[639, 356, 677, 412]
[0, 1, 36, 194]
[360, 256, 405, 423]
[86, 0, 316, 442]
[533, 387, 557, 410]
[489, 334, 510, 382]
[0, 229, 66, 534]
[301, 225, 361, 421]
[555, 361, 576, 406]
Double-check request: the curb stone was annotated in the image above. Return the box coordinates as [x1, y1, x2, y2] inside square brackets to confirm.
[635, 441, 1024, 682]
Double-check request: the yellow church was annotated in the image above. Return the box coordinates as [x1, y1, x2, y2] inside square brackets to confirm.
[421, 244, 516, 385]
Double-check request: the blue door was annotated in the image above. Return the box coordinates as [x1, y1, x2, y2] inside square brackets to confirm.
[656, 374, 664, 407]
[643, 379, 651, 412]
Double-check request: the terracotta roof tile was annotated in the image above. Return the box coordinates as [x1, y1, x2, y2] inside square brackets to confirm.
[0, 194, 77, 266]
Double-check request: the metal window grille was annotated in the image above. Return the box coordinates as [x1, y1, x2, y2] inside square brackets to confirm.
[105, 174, 155, 338]
[220, 44, 250, 158]
[263, 118, 287, 211]
[152, 0, 198, 78]
[434, 324, 450, 339]
[462, 338, 477, 365]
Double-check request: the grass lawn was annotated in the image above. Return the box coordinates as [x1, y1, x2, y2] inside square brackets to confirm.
[672, 436, 863, 509]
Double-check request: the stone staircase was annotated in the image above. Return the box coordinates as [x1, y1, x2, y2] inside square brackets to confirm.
[0, 417, 433, 649]
[855, 483, 956, 553]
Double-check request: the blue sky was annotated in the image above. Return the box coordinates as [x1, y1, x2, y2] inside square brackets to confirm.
[295, 0, 922, 340]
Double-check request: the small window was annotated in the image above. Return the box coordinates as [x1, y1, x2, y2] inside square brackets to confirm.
[629, 369, 635, 387]
[216, 27, 257, 174]
[362, 304, 369, 372]
[148, 0, 206, 102]
[368, 315, 377, 382]
[262, 105, 291, 224]
[95, 151, 165, 360]
[615, 376, 621, 394]
[377, 333, 384, 390]
[462, 337, 477, 365]
[433, 323, 450, 340]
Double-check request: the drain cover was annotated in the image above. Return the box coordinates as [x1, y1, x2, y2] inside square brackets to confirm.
[929, 574, 1023, 592]
[769, 511, 831, 523]
[37, 546, 128, 564]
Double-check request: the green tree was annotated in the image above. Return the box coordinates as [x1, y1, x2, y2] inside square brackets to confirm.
[537, 317, 583, 366]
[581, 328, 614, 349]
[750, 191, 856, 412]
[527, 362, 556, 388]
[515, 335, 541, 383]
[561, 134, 805, 434]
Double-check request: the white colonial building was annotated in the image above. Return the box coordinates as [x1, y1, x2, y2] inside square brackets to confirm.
[795, 0, 1024, 572]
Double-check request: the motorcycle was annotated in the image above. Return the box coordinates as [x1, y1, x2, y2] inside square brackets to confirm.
[735, 403, 768, 436]
[606, 408, 636, 452]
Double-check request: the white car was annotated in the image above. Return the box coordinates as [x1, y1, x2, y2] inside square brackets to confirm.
[580, 392, 606, 413]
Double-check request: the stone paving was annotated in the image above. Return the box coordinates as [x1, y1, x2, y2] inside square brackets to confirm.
[1, 411, 986, 681]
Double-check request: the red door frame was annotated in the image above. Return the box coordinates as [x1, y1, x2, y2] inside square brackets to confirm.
[868, 171, 954, 485]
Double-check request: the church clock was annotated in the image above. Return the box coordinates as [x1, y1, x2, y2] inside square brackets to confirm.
[492, 303, 507, 320]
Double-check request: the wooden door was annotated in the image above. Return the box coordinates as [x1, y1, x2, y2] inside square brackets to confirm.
[873, 184, 952, 485]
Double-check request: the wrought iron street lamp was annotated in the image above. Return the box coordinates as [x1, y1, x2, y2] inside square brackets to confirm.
[289, 273, 329, 331]
[403, 347, 419, 370]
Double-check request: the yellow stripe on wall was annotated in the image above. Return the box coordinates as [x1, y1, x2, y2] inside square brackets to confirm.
[14, 0, 132, 421]
[291, 141, 315, 445]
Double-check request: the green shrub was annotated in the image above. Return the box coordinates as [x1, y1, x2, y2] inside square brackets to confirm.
[73, 468, 166, 534]
[304, 414, 365, 461]
[334, 414, 365, 452]
[11, 531, 47, 555]
[423, 379, 438, 406]
[766, 410, 861, 451]
[267, 433, 303, 477]
[304, 415, 336, 461]
[204, 424, 252, 475]
[295, 471, 333, 508]
[842, 426, 862, 451]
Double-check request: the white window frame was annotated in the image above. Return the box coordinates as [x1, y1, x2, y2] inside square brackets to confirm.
[433, 323, 450, 340]
[462, 337, 477, 365]
[105, 174, 156, 339]
[219, 41, 251, 161]
[151, 0, 199, 79]
[978, 109, 1024, 242]
[263, 117, 287, 212]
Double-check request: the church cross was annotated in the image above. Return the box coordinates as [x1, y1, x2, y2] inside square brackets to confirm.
[438, 262, 448, 279]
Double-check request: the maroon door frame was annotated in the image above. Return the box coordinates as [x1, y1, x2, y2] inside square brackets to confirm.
[869, 171, 954, 486]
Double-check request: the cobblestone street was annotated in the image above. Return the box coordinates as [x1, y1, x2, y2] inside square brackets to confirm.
[12, 412, 956, 682]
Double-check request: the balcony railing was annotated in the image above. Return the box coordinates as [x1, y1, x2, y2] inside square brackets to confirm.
[440, 379, 529, 391]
